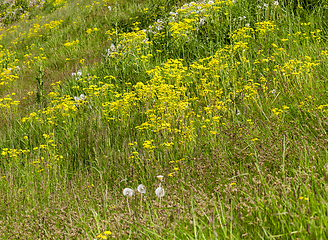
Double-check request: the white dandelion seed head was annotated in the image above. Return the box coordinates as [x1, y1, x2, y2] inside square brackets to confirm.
[155, 186, 165, 198]
[137, 184, 146, 194]
[123, 188, 134, 197]
[77, 71, 82, 77]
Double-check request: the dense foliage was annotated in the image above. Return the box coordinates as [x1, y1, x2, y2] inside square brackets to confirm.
[0, 0, 328, 239]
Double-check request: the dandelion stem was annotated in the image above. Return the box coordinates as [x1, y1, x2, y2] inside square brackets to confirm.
[127, 197, 131, 215]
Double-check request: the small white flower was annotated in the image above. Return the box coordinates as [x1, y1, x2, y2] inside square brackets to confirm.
[272, 89, 276, 94]
[245, 23, 250, 27]
[155, 186, 165, 198]
[257, 5, 262, 9]
[137, 184, 146, 194]
[77, 71, 82, 77]
[108, 6, 112, 11]
[208, 0, 214, 5]
[264, 3, 268, 8]
[274, 1, 279, 6]
[199, 17, 206, 25]
[74, 96, 80, 102]
[110, 44, 116, 52]
[79, 94, 85, 101]
[157, 175, 164, 181]
[72, 72, 76, 76]
[236, 109, 241, 115]
[123, 188, 134, 197]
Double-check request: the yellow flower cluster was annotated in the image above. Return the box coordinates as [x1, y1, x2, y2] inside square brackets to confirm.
[64, 40, 80, 47]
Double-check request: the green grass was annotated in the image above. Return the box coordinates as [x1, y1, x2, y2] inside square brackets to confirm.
[1, 0, 328, 239]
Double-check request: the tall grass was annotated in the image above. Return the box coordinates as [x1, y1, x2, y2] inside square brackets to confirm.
[1, 0, 328, 238]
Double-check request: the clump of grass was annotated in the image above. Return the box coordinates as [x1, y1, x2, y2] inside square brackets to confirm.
[1, 0, 328, 238]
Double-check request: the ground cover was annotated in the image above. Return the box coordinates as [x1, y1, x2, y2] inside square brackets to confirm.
[0, 0, 328, 239]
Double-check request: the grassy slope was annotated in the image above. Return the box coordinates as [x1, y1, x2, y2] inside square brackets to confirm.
[0, 0, 328, 239]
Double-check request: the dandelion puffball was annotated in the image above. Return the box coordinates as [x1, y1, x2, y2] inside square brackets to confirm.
[155, 186, 165, 198]
[137, 184, 146, 194]
[123, 188, 134, 197]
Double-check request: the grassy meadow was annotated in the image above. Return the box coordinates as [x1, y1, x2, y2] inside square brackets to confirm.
[0, 0, 328, 238]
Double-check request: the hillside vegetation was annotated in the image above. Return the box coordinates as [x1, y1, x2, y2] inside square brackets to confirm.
[1, 0, 328, 239]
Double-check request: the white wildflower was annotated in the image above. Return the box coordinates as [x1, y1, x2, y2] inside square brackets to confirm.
[274, 1, 279, 6]
[157, 175, 164, 181]
[110, 44, 116, 52]
[199, 17, 206, 25]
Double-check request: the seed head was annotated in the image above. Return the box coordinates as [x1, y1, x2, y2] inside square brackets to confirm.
[123, 188, 134, 197]
[155, 186, 165, 198]
[137, 184, 146, 194]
